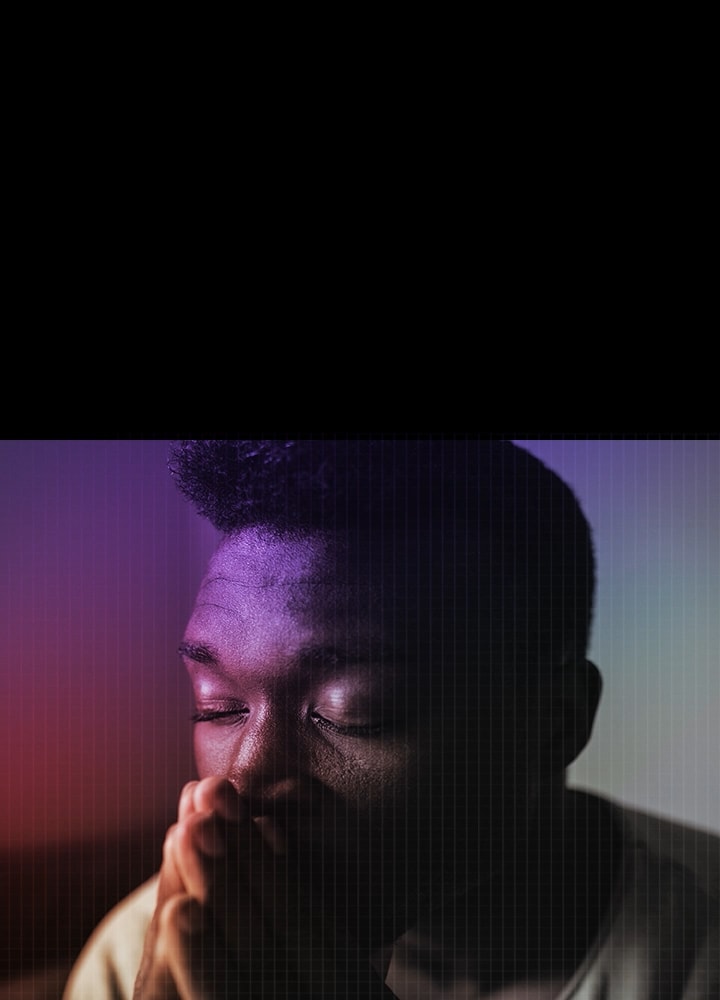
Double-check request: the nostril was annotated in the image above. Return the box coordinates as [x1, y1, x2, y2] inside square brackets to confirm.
[242, 777, 327, 820]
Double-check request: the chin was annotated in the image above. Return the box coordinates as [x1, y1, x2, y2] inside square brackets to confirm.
[289, 838, 422, 947]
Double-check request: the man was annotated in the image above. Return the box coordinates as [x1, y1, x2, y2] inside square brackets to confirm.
[64, 440, 719, 998]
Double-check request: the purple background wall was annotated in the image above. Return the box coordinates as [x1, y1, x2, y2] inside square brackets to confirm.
[0, 440, 220, 850]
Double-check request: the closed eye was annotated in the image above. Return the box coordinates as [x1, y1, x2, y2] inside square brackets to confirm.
[190, 707, 249, 725]
[190, 705, 388, 736]
[310, 711, 384, 737]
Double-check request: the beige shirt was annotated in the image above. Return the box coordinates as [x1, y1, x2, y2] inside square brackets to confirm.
[63, 796, 719, 999]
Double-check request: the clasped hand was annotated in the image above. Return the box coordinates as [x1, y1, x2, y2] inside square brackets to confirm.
[133, 777, 393, 998]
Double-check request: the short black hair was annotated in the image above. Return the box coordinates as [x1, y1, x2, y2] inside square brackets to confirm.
[169, 439, 596, 662]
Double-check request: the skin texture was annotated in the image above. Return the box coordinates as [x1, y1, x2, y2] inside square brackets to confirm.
[134, 528, 605, 998]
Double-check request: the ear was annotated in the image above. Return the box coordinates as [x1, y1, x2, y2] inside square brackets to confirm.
[545, 658, 603, 773]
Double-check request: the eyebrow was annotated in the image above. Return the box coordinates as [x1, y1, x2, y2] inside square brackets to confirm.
[177, 641, 396, 673]
[177, 641, 219, 666]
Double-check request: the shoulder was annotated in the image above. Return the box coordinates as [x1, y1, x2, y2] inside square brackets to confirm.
[63, 876, 158, 1000]
[566, 794, 719, 999]
[615, 799, 720, 899]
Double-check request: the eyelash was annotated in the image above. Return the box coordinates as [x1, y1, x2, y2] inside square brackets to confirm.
[190, 708, 249, 725]
[310, 713, 383, 737]
[189, 707, 383, 738]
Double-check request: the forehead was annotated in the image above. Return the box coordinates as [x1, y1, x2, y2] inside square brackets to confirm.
[206, 528, 338, 587]
[197, 527, 373, 619]
[186, 525, 502, 684]
[186, 528, 386, 661]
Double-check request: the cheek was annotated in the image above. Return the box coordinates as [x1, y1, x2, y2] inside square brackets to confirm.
[192, 723, 420, 808]
[193, 729, 229, 780]
[310, 737, 421, 810]
[413, 722, 513, 833]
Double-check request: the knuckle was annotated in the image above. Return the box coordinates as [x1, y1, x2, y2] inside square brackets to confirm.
[179, 781, 199, 811]
[192, 776, 218, 813]
[174, 818, 195, 854]
[194, 775, 235, 812]
[177, 811, 225, 863]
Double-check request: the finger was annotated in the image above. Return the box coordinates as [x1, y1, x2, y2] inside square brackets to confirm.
[134, 893, 211, 1000]
[210, 813, 315, 986]
[192, 776, 246, 822]
[166, 890, 277, 998]
[202, 815, 381, 996]
[226, 818, 376, 994]
[172, 812, 226, 905]
[132, 892, 182, 1000]
[178, 781, 199, 823]
[176, 799, 341, 991]
[134, 804, 233, 1000]
[193, 814, 281, 965]
[159, 824, 185, 901]
[161, 894, 216, 1000]
[134, 826, 186, 998]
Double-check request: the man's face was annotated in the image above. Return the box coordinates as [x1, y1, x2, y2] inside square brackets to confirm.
[180, 527, 534, 939]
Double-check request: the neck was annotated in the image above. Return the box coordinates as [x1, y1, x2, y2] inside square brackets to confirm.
[389, 787, 623, 993]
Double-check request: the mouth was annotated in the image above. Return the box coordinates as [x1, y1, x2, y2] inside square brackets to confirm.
[251, 810, 374, 873]
[252, 813, 289, 854]
[252, 810, 340, 848]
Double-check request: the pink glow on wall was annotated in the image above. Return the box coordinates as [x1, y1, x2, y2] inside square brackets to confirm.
[0, 440, 219, 850]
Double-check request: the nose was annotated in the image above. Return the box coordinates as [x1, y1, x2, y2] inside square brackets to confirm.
[225, 705, 310, 812]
